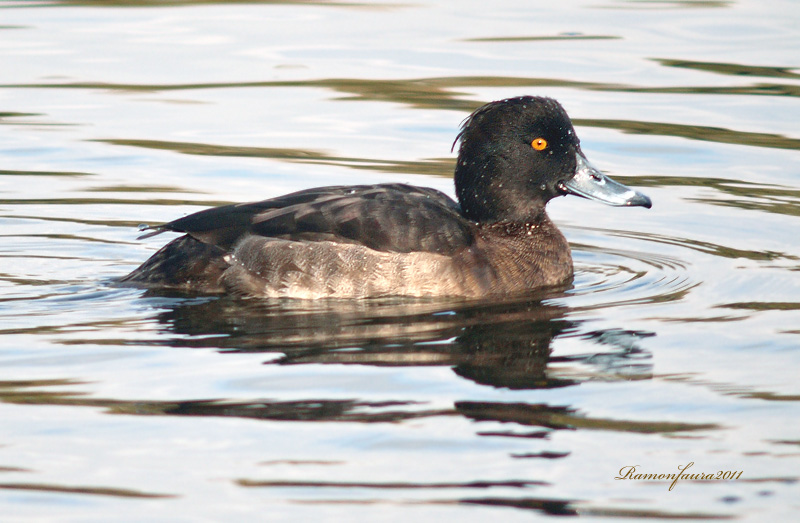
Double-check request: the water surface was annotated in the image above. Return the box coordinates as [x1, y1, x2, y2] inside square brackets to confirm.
[1, 0, 799, 520]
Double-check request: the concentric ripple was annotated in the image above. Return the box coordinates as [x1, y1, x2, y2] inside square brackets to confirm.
[565, 235, 698, 311]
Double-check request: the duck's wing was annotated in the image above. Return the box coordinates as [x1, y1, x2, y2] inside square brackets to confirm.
[149, 183, 475, 255]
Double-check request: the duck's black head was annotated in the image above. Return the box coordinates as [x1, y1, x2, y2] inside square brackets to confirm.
[454, 96, 651, 224]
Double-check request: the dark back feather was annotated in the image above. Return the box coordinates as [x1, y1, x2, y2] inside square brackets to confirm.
[159, 183, 474, 255]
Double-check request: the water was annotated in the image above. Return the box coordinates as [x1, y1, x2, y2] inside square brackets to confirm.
[1, 0, 799, 520]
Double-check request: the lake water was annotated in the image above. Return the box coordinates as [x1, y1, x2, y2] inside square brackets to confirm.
[1, 0, 799, 520]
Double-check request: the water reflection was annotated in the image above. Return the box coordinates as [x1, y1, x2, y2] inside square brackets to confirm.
[34, 0, 391, 6]
[16, 0, 737, 9]
[456, 401, 717, 433]
[463, 34, 622, 43]
[571, 118, 800, 151]
[97, 138, 456, 178]
[151, 293, 656, 389]
[655, 58, 800, 80]
[14, 66, 800, 110]
[4, 0, 798, 518]
[599, 0, 733, 9]
[0, 295, 704, 433]
[619, 176, 800, 219]
[0, 482, 173, 499]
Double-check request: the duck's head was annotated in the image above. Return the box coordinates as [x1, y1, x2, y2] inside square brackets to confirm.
[454, 96, 651, 223]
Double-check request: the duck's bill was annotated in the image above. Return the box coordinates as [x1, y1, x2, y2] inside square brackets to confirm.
[561, 152, 652, 208]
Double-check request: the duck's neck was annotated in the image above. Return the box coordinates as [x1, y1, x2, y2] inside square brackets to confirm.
[469, 213, 573, 291]
[478, 214, 553, 236]
[454, 157, 548, 224]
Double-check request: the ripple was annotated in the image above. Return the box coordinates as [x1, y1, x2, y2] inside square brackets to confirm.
[568, 242, 698, 310]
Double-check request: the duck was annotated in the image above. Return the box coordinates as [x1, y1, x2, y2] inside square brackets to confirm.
[121, 96, 651, 298]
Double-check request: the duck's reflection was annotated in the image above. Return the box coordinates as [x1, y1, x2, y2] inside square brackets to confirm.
[149, 291, 651, 391]
[4, 294, 708, 434]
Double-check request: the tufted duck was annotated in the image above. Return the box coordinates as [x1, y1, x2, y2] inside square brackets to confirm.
[121, 96, 651, 298]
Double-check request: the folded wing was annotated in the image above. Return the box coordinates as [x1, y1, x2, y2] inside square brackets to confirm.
[152, 183, 475, 255]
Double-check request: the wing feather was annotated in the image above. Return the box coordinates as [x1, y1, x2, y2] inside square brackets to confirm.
[154, 183, 474, 255]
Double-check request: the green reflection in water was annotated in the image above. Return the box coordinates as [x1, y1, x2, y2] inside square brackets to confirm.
[656, 59, 800, 80]
[236, 479, 549, 488]
[617, 175, 800, 219]
[641, 84, 800, 97]
[733, 391, 800, 402]
[0, 379, 448, 423]
[465, 499, 731, 520]
[718, 301, 800, 312]
[464, 35, 622, 42]
[0, 112, 40, 119]
[689, 196, 800, 220]
[18, 0, 394, 7]
[598, 0, 733, 9]
[662, 375, 800, 404]
[1, 232, 125, 246]
[0, 380, 719, 434]
[12, 0, 736, 9]
[0, 197, 233, 207]
[97, 138, 456, 178]
[0, 483, 175, 499]
[573, 118, 800, 151]
[456, 401, 720, 433]
[12, 75, 799, 150]
[0, 213, 157, 229]
[0, 169, 93, 177]
[13, 71, 800, 103]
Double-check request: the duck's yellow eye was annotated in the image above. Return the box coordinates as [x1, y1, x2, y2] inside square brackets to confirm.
[531, 138, 548, 151]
